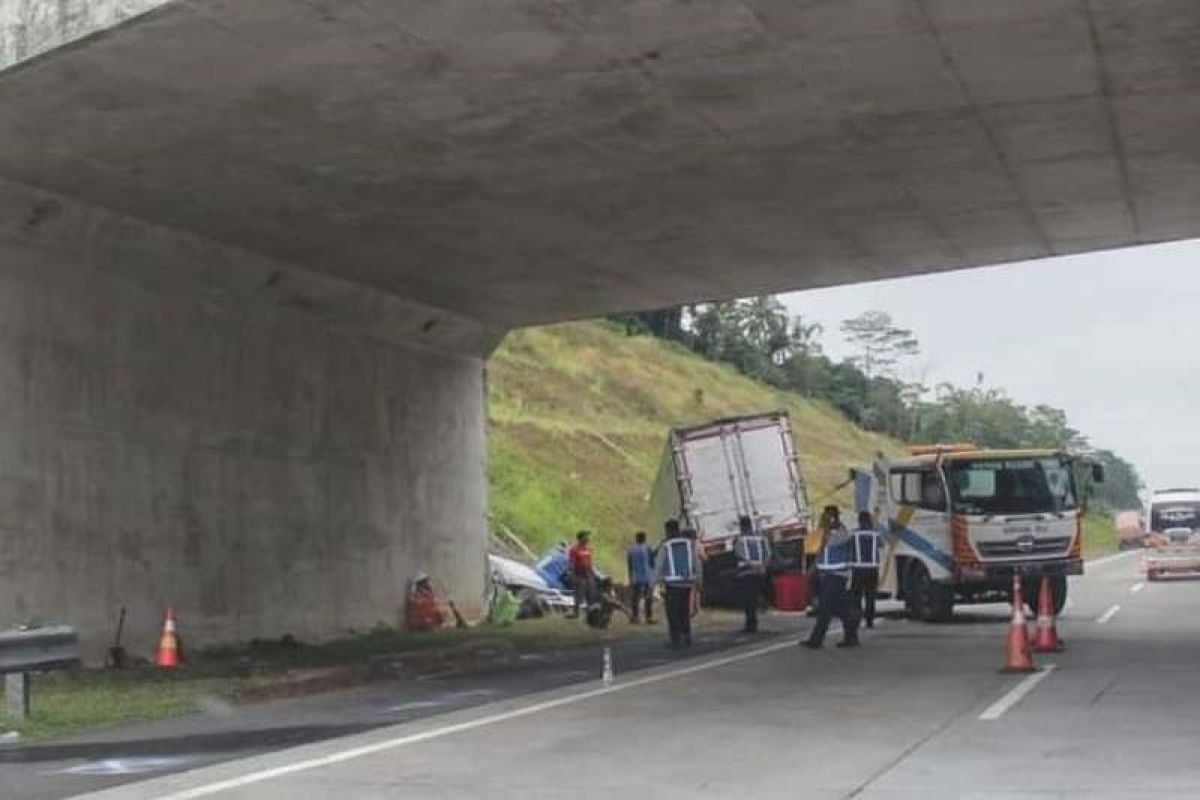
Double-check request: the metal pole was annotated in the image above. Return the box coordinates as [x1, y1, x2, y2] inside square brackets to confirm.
[5, 673, 30, 719]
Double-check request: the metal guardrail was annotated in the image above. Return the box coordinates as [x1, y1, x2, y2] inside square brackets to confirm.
[1, 626, 80, 719]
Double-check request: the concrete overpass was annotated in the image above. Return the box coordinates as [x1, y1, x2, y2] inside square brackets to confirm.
[1, 0, 1197, 656]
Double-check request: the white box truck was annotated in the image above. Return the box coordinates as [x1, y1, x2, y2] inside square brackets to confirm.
[647, 411, 811, 603]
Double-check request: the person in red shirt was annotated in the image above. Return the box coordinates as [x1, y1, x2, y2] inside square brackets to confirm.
[568, 530, 596, 619]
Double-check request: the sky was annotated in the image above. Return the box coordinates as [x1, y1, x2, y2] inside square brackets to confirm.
[782, 241, 1200, 497]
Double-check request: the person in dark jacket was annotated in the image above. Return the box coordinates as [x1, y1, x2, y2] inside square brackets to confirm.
[657, 521, 702, 647]
[733, 515, 771, 633]
[801, 506, 860, 649]
[850, 511, 883, 629]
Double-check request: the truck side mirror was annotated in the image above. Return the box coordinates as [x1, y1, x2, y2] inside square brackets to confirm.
[1092, 464, 1105, 484]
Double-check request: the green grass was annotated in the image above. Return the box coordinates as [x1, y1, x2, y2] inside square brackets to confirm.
[3, 614, 727, 740]
[488, 321, 901, 571]
[1083, 512, 1118, 558]
[6, 671, 238, 740]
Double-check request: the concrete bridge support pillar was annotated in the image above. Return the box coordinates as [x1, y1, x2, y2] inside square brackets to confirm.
[0, 180, 498, 660]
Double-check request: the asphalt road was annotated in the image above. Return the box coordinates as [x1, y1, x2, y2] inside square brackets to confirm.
[16, 550, 1200, 800]
[0, 615, 794, 800]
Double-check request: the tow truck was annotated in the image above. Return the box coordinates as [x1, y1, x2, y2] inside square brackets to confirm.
[853, 445, 1102, 621]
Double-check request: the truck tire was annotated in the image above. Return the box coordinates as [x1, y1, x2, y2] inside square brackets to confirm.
[905, 562, 954, 622]
[1023, 575, 1068, 616]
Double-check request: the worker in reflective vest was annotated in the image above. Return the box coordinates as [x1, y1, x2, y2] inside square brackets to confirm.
[801, 505, 860, 649]
[657, 520, 702, 647]
[733, 515, 771, 634]
[850, 510, 883, 629]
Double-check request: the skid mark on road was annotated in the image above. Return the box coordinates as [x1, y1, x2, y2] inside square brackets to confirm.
[979, 665, 1057, 721]
[1096, 604, 1121, 624]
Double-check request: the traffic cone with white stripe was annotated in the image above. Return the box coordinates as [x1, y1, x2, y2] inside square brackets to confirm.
[1001, 575, 1036, 673]
[155, 607, 180, 668]
[1032, 575, 1064, 653]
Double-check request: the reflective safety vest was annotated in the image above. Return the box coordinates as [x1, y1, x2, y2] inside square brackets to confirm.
[661, 538, 697, 582]
[816, 534, 852, 572]
[734, 534, 770, 569]
[851, 529, 882, 570]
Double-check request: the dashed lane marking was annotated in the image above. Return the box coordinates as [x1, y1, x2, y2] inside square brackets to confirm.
[1131, 582, 1145, 594]
[1096, 604, 1121, 624]
[979, 665, 1058, 721]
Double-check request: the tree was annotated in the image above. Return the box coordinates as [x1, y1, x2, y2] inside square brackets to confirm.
[840, 311, 920, 380]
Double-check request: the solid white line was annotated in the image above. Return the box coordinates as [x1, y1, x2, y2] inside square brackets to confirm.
[1087, 550, 1139, 568]
[1096, 604, 1121, 624]
[153, 639, 799, 799]
[1131, 582, 1145, 594]
[979, 665, 1057, 721]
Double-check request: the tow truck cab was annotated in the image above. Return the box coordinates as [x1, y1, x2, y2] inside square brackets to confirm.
[856, 445, 1099, 621]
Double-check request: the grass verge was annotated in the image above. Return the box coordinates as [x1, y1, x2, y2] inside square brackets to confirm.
[2, 614, 724, 741]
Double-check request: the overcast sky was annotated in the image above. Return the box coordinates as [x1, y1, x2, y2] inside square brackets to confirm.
[782, 241, 1200, 497]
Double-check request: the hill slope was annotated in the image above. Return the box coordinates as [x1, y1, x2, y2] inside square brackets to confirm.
[486, 321, 901, 571]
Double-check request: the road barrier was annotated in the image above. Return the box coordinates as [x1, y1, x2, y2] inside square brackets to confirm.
[0, 625, 81, 719]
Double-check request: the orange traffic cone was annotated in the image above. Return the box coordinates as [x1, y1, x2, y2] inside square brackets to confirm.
[155, 607, 180, 668]
[1032, 575, 1064, 653]
[1001, 575, 1036, 673]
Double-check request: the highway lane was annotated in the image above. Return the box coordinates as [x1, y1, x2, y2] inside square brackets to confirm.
[0, 618, 800, 800]
[67, 550, 1200, 800]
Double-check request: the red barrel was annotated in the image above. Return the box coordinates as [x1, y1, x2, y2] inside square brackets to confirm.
[772, 571, 809, 611]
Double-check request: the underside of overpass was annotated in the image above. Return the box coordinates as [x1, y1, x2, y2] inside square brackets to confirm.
[1, 0, 1197, 656]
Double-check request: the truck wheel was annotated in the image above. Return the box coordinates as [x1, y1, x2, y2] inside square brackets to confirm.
[905, 562, 953, 622]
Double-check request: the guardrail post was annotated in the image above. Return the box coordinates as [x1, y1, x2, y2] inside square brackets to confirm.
[5, 673, 30, 719]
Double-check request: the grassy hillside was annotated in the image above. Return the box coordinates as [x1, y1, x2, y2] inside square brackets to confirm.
[487, 321, 901, 571]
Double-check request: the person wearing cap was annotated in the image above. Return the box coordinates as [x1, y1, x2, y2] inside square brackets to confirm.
[801, 505, 860, 649]
[657, 520, 702, 647]
[568, 530, 596, 619]
[733, 515, 771, 634]
[850, 510, 883, 629]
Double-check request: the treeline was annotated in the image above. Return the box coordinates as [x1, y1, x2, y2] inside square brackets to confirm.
[613, 297, 1143, 511]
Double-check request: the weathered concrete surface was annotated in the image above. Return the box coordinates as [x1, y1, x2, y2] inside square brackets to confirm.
[0, 0, 169, 70]
[1, 1, 1199, 326]
[0, 177, 499, 659]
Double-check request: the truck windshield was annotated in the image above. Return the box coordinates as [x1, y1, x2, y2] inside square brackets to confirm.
[946, 458, 1078, 515]
[1149, 502, 1200, 533]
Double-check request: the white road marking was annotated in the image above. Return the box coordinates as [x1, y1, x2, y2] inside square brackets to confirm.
[1096, 604, 1121, 624]
[381, 700, 445, 713]
[1131, 582, 1145, 594]
[58, 756, 196, 776]
[152, 639, 799, 799]
[1087, 550, 1139, 568]
[979, 665, 1057, 721]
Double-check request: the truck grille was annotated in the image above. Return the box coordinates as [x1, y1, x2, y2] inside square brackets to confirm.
[975, 537, 1072, 558]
